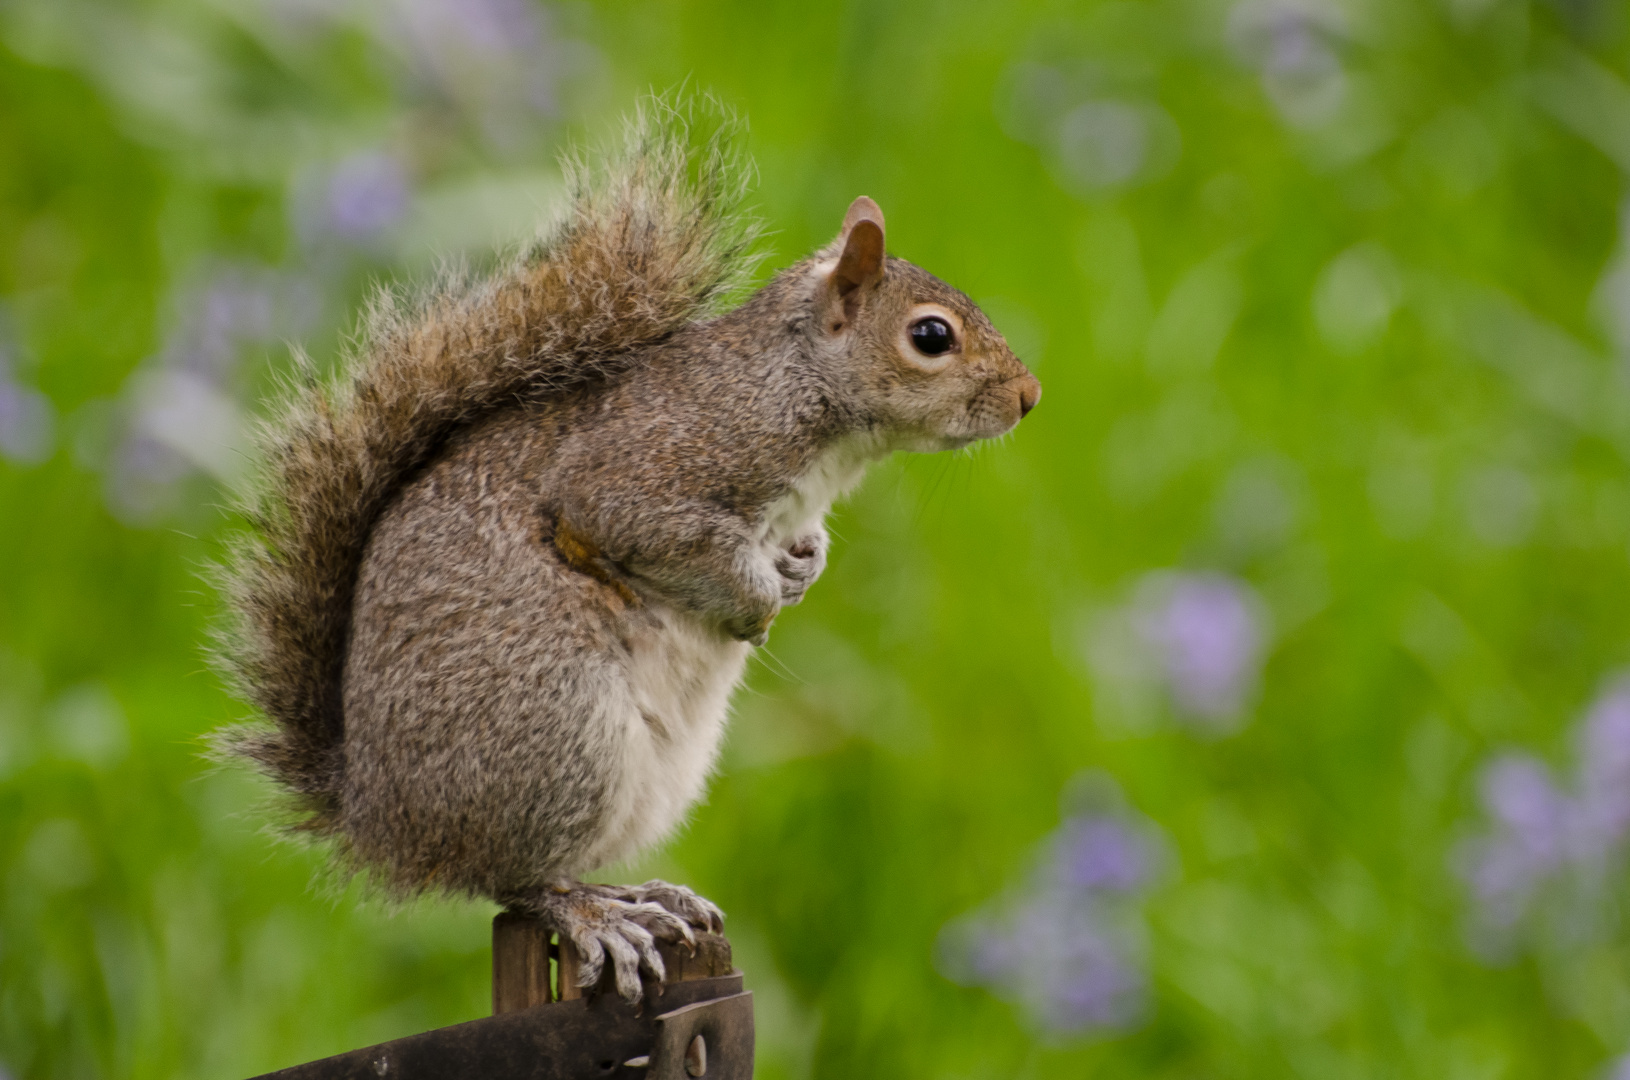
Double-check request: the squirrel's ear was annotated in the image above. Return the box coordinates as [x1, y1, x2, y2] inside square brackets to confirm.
[840, 196, 885, 240]
[830, 197, 886, 313]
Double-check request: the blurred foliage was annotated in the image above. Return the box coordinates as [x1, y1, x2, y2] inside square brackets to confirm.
[3, 0, 1630, 1077]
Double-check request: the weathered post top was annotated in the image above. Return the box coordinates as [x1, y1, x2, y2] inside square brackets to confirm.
[493, 911, 735, 1012]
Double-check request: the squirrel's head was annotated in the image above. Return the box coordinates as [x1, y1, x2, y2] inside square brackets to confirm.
[803, 196, 1040, 451]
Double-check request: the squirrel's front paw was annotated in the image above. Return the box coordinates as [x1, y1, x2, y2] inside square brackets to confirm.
[775, 532, 829, 605]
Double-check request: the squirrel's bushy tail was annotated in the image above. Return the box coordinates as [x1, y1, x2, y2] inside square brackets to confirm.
[213, 97, 760, 833]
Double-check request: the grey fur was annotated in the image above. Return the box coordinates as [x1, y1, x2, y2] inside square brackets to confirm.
[214, 98, 1039, 1000]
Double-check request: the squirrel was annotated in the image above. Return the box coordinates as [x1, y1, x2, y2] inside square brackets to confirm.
[213, 99, 1040, 1002]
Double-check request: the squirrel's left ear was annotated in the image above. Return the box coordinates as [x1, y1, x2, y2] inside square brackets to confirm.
[827, 197, 885, 324]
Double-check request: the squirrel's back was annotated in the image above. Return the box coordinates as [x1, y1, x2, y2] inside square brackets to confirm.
[213, 99, 761, 837]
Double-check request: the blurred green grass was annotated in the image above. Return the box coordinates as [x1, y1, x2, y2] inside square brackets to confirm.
[3, 0, 1630, 1077]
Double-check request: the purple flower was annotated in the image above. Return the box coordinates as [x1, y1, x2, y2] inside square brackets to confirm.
[1134, 572, 1267, 724]
[0, 380, 55, 465]
[1569, 678, 1630, 860]
[1579, 678, 1630, 796]
[264, 0, 560, 134]
[939, 778, 1159, 1036]
[438, 0, 543, 58]
[1481, 755, 1568, 852]
[1048, 942, 1144, 1031]
[1459, 837, 1539, 929]
[1018, 900, 1145, 1031]
[167, 274, 277, 376]
[1054, 816, 1148, 893]
[101, 262, 290, 520]
[943, 887, 1149, 1036]
[324, 151, 411, 241]
[1228, 1, 1341, 82]
[397, 0, 545, 66]
[1226, 0, 1348, 128]
[1459, 756, 1569, 928]
[1459, 673, 1630, 941]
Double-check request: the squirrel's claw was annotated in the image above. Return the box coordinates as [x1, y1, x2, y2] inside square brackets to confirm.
[625, 899, 697, 951]
[572, 917, 657, 1002]
[596, 880, 725, 937]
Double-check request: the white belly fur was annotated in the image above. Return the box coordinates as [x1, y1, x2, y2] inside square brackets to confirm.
[585, 605, 748, 871]
[586, 436, 883, 872]
[762, 433, 878, 547]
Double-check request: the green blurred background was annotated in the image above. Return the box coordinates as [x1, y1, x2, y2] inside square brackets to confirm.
[4, 0, 1630, 1076]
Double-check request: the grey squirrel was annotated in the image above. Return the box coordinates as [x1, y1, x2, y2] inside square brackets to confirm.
[214, 100, 1040, 1002]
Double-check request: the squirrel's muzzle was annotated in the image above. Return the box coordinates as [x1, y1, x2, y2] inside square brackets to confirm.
[1018, 376, 1041, 418]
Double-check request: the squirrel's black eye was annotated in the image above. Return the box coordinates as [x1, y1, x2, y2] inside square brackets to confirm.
[909, 317, 955, 357]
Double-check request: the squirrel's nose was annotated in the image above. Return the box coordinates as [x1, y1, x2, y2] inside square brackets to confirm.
[1018, 376, 1041, 418]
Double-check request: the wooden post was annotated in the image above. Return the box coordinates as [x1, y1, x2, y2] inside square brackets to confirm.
[494, 910, 734, 1009]
[492, 912, 555, 1013]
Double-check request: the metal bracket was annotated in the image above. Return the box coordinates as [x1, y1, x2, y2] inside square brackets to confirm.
[246, 975, 752, 1079]
[648, 993, 754, 1080]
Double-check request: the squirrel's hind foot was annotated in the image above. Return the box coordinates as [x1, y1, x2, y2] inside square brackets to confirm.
[526, 883, 698, 1002]
[585, 879, 725, 935]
